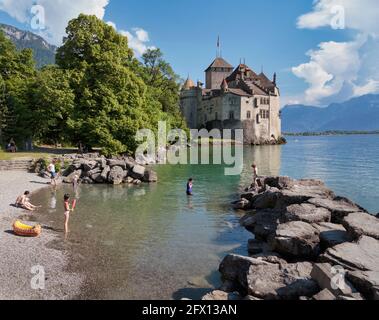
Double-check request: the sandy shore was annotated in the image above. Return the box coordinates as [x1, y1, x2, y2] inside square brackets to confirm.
[0, 171, 83, 300]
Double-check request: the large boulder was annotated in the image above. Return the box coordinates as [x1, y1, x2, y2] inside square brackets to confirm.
[219, 254, 262, 289]
[263, 176, 296, 189]
[310, 263, 358, 297]
[100, 165, 111, 181]
[308, 197, 364, 224]
[246, 261, 319, 300]
[63, 169, 82, 184]
[252, 190, 281, 209]
[312, 289, 337, 300]
[346, 271, 379, 300]
[312, 222, 352, 249]
[240, 210, 281, 240]
[108, 166, 126, 185]
[107, 159, 127, 170]
[284, 203, 331, 223]
[343, 212, 379, 240]
[142, 170, 158, 183]
[269, 221, 321, 258]
[320, 236, 379, 271]
[82, 160, 98, 172]
[130, 164, 146, 180]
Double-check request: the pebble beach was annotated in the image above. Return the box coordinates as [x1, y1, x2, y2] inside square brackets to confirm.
[0, 171, 83, 300]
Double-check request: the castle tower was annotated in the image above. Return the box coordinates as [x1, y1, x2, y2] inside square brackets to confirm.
[205, 57, 234, 90]
[180, 76, 198, 128]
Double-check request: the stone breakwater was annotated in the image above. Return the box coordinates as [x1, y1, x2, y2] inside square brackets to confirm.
[202, 177, 379, 301]
[51, 154, 157, 185]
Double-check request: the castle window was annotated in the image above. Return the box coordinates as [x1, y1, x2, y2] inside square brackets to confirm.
[256, 114, 260, 124]
[247, 111, 251, 119]
[254, 98, 258, 108]
[229, 111, 235, 120]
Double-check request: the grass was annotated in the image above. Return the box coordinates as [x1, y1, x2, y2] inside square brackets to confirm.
[0, 151, 56, 161]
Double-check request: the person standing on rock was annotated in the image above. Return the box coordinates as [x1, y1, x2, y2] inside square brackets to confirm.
[186, 178, 194, 196]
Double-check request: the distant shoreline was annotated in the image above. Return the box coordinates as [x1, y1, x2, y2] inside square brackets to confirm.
[284, 130, 379, 137]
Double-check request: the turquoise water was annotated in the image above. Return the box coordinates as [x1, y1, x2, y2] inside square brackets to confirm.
[34, 134, 379, 300]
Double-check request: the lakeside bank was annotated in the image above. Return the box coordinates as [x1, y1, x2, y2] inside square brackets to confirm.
[0, 171, 83, 300]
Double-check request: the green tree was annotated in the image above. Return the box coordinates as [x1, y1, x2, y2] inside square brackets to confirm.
[0, 31, 36, 147]
[29, 66, 75, 145]
[56, 14, 184, 155]
[141, 48, 186, 128]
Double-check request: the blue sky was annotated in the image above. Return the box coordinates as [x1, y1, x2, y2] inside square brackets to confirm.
[1, 0, 378, 107]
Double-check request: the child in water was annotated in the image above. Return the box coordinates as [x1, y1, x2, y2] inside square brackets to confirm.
[186, 178, 193, 196]
[64, 194, 74, 234]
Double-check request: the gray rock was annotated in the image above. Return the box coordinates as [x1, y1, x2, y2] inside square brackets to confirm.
[108, 166, 126, 185]
[312, 222, 352, 249]
[100, 165, 110, 181]
[130, 164, 146, 180]
[310, 263, 358, 297]
[240, 210, 281, 240]
[82, 160, 97, 172]
[81, 177, 94, 184]
[284, 203, 331, 223]
[312, 289, 337, 300]
[143, 170, 158, 183]
[269, 221, 320, 258]
[124, 157, 136, 170]
[234, 198, 251, 210]
[63, 170, 82, 184]
[202, 290, 241, 301]
[107, 159, 127, 170]
[320, 236, 379, 271]
[86, 168, 102, 177]
[91, 172, 103, 183]
[253, 190, 281, 209]
[248, 239, 269, 255]
[343, 212, 379, 240]
[246, 261, 319, 300]
[263, 176, 295, 189]
[219, 254, 263, 289]
[308, 197, 363, 224]
[346, 271, 379, 300]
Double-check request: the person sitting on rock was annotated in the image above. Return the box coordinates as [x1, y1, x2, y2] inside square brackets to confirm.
[15, 191, 40, 211]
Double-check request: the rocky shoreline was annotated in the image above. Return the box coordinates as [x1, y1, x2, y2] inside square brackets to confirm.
[202, 176, 379, 301]
[37, 154, 158, 185]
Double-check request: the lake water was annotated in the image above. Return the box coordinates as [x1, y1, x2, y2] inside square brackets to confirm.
[33, 134, 379, 300]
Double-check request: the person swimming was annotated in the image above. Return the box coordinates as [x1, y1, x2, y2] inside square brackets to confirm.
[186, 178, 193, 196]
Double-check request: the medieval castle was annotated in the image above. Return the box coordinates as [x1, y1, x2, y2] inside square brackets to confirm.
[180, 54, 282, 144]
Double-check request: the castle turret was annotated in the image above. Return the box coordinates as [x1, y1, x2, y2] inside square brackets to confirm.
[205, 57, 234, 90]
[180, 76, 198, 128]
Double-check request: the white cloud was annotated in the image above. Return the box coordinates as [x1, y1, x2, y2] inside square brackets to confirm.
[297, 0, 379, 36]
[292, 0, 379, 106]
[109, 22, 154, 57]
[0, 0, 109, 45]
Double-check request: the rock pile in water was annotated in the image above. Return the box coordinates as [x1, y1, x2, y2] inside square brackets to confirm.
[203, 176, 379, 301]
[60, 154, 157, 185]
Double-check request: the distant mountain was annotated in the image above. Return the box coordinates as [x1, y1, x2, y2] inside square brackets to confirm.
[282, 94, 379, 133]
[0, 23, 56, 68]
